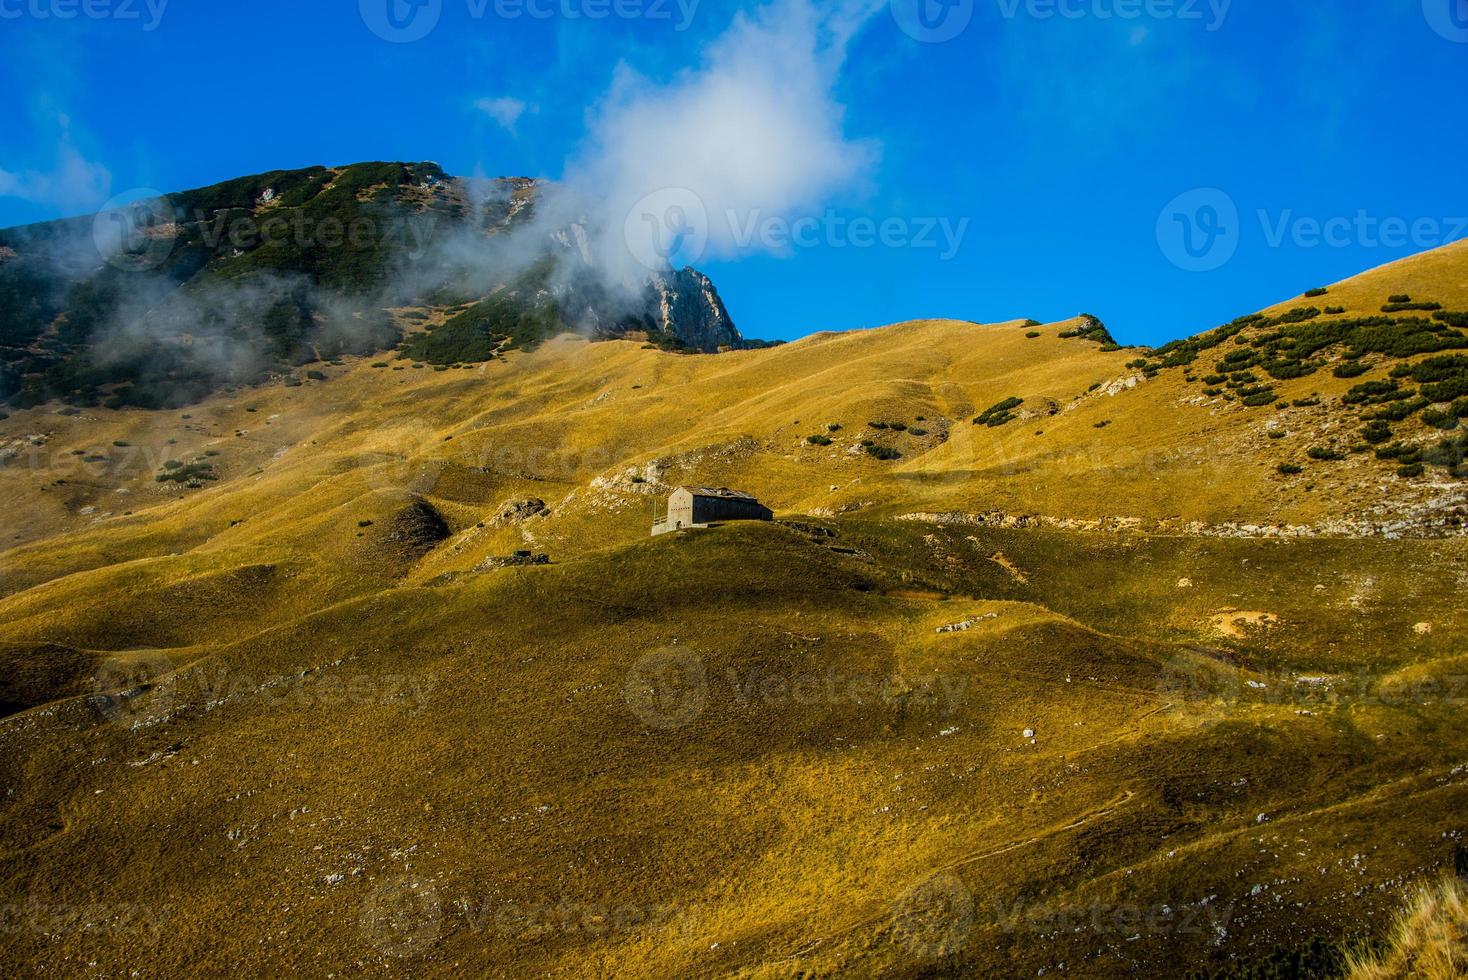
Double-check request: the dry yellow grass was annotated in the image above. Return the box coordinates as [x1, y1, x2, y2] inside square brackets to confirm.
[1348, 877, 1468, 980]
[0, 242, 1465, 977]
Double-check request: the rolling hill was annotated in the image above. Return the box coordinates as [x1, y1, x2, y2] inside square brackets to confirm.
[0, 229, 1465, 977]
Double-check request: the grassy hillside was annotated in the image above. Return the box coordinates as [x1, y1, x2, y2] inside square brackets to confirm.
[0, 241, 1465, 976]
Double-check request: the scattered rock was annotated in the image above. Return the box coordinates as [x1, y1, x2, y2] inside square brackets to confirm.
[478, 551, 550, 570]
[1210, 609, 1280, 639]
[492, 498, 549, 526]
[936, 613, 999, 634]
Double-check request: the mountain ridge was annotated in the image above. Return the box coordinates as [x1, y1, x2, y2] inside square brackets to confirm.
[0, 161, 760, 410]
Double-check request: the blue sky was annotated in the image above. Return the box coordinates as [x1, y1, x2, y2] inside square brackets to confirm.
[1, 0, 1465, 346]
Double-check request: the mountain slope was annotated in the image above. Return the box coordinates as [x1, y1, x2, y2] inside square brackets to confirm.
[0, 162, 752, 410]
[0, 241, 1465, 977]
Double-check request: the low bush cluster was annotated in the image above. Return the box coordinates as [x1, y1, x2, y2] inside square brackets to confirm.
[1391, 355, 1468, 403]
[1422, 409, 1460, 431]
[1361, 421, 1394, 444]
[974, 397, 1023, 427]
[1057, 314, 1115, 345]
[156, 459, 219, 485]
[1343, 380, 1411, 406]
[1367, 397, 1428, 422]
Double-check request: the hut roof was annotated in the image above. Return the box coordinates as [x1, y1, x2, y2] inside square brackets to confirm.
[678, 486, 760, 501]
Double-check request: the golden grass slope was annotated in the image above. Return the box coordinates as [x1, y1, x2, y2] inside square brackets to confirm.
[3, 243, 1467, 602]
[1347, 877, 1468, 980]
[0, 241, 1465, 977]
[0, 522, 1465, 978]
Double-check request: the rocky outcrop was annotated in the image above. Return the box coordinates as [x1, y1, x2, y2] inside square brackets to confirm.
[898, 504, 1468, 540]
[643, 268, 742, 352]
[492, 498, 550, 527]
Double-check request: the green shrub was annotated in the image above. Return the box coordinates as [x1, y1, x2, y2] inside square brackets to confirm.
[1026, 331, 1042, 339]
[868, 421, 889, 430]
[1422, 409, 1459, 430]
[1369, 398, 1429, 422]
[1423, 379, 1468, 402]
[1057, 314, 1114, 345]
[1376, 443, 1421, 462]
[1241, 391, 1279, 407]
[1333, 361, 1371, 379]
[1395, 355, 1468, 383]
[864, 445, 901, 461]
[806, 434, 833, 446]
[1277, 463, 1304, 475]
[974, 397, 1023, 427]
[1324, 306, 1346, 315]
[1264, 359, 1317, 380]
[1202, 388, 1223, 397]
[1433, 310, 1468, 328]
[908, 428, 929, 437]
[1304, 287, 1329, 298]
[1389, 294, 1412, 304]
[1361, 421, 1393, 444]
[155, 460, 218, 484]
[1343, 380, 1410, 405]
[827, 423, 843, 432]
[1454, 398, 1468, 418]
[1203, 375, 1227, 385]
[1308, 447, 1345, 461]
[1268, 430, 1287, 439]
[1420, 430, 1468, 470]
[306, 370, 327, 381]
[1397, 463, 1425, 478]
[1276, 306, 1322, 324]
[1382, 302, 1442, 313]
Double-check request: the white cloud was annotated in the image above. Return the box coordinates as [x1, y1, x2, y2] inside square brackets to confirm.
[0, 117, 112, 213]
[558, 0, 885, 282]
[474, 96, 531, 131]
